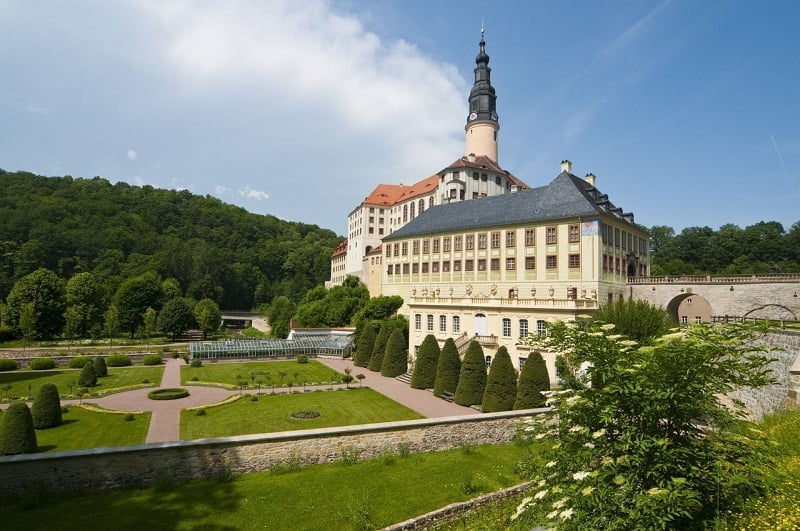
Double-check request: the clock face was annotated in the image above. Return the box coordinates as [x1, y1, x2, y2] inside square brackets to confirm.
[469, 112, 477, 120]
[490, 111, 498, 121]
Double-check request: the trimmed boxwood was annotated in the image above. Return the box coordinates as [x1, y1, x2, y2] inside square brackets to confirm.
[31, 383, 62, 429]
[29, 357, 56, 370]
[93, 356, 108, 377]
[352, 325, 376, 368]
[68, 356, 92, 369]
[455, 341, 487, 406]
[482, 346, 517, 413]
[411, 334, 440, 389]
[0, 359, 18, 371]
[148, 388, 189, 400]
[380, 328, 408, 377]
[0, 401, 37, 455]
[433, 338, 461, 397]
[78, 361, 97, 387]
[515, 351, 550, 409]
[368, 326, 390, 372]
[106, 354, 132, 367]
[142, 354, 163, 366]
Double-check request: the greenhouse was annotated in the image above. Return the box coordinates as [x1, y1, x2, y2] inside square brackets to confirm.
[189, 332, 355, 360]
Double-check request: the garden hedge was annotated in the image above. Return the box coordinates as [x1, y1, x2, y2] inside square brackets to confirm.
[0, 359, 18, 372]
[68, 356, 92, 369]
[411, 334, 440, 389]
[0, 401, 37, 455]
[352, 325, 376, 368]
[455, 341, 487, 406]
[78, 361, 97, 387]
[380, 328, 408, 377]
[368, 326, 390, 372]
[433, 338, 461, 397]
[31, 383, 62, 429]
[93, 356, 108, 377]
[142, 354, 163, 366]
[515, 351, 550, 409]
[29, 357, 56, 370]
[148, 388, 189, 400]
[482, 346, 517, 413]
[106, 354, 132, 367]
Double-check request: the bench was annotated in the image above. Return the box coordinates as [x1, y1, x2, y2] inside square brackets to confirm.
[440, 391, 454, 402]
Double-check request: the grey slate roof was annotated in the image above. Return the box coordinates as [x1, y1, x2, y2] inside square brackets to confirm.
[383, 171, 636, 241]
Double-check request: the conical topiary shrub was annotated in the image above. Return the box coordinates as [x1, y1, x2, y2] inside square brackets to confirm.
[482, 346, 517, 412]
[455, 341, 487, 406]
[31, 382, 62, 429]
[368, 326, 390, 372]
[515, 351, 550, 409]
[78, 360, 97, 387]
[93, 356, 108, 378]
[0, 402, 38, 455]
[353, 325, 377, 368]
[433, 338, 461, 397]
[381, 328, 408, 377]
[411, 334, 440, 389]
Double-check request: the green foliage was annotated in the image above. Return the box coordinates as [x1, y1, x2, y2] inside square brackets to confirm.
[514, 351, 549, 409]
[142, 354, 163, 366]
[411, 334, 440, 389]
[294, 277, 369, 328]
[113, 272, 165, 338]
[158, 297, 195, 340]
[455, 341, 486, 406]
[433, 338, 460, 397]
[353, 324, 376, 368]
[64, 272, 102, 338]
[190, 359, 203, 368]
[105, 354, 132, 367]
[0, 358, 18, 371]
[296, 355, 309, 364]
[68, 355, 92, 369]
[481, 346, 517, 413]
[6, 268, 66, 340]
[354, 295, 404, 324]
[193, 298, 221, 339]
[520, 322, 776, 529]
[380, 328, 408, 377]
[148, 388, 189, 400]
[368, 326, 390, 372]
[93, 356, 107, 378]
[0, 402, 37, 455]
[593, 298, 673, 344]
[77, 361, 97, 387]
[31, 383, 62, 429]
[29, 357, 56, 370]
[266, 296, 294, 339]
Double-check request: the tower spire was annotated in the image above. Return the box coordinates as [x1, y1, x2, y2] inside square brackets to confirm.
[464, 27, 499, 162]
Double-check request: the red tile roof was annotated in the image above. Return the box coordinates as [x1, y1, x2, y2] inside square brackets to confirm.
[440, 155, 529, 189]
[362, 174, 439, 207]
[331, 239, 348, 257]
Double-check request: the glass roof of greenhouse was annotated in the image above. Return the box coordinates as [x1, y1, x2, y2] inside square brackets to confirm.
[188, 331, 354, 359]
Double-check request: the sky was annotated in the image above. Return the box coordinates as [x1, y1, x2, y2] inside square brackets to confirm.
[1, 0, 798, 236]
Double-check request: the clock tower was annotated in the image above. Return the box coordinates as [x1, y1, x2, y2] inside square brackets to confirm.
[464, 28, 499, 163]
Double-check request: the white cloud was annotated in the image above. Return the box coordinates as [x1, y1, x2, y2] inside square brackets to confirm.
[127, 149, 138, 160]
[238, 187, 270, 201]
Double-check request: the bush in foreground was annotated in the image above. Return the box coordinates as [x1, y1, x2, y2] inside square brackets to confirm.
[29, 357, 56, 370]
[411, 334, 439, 389]
[0, 359, 18, 371]
[481, 346, 517, 413]
[433, 338, 460, 397]
[106, 354, 132, 367]
[0, 401, 37, 455]
[455, 341, 486, 406]
[31, 383, 62, 429]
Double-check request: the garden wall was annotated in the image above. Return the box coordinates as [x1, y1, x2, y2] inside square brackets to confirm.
[0, 409, 548, 495]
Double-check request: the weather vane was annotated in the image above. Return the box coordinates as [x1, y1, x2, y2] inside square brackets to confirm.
[481, 19, 485, 38]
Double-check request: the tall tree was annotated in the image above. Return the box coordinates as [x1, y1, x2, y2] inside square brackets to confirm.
[482, 346, 517, 412]
[6, 268, 66, 339]
[411, 334, 440, 389]
[455, 341, 487, 406]
[194, 298, 222, 339]
[353, 324, 377, 368]
[65, 272, 103, 338]
[433, 338, 461, 397]
[113, 272, 163, 337]
[266, 296, 294, 339]
[158, 298, 195, 340]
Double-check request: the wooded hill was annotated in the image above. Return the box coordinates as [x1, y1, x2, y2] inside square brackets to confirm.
[0, 170, 341, 309]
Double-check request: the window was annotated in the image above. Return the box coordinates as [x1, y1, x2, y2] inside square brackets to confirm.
[495, 176, 501, 185]
[546, 226, 557, 244]
[419, 199, 425, 213]
[490, 258, 500, 270]
[695, 316, 702, 324]
[506, 231, 515, 247]
[454, 236, 462, 251]
[432, 262, 439, 273]
[412, 240, 419, 254]
[393, 243, 399, 256]
[506, 257, 516, 270]
[525, 229, 535, 246]
[519, 319, 529, 338]
[502, 318, 511, 337]
[568, 254, 580, 268]
[525, 257, 535, 270]
[546, 255, 557, 269]
[491, 232, 500, 248]
[439, 315, 447, 332]
[414, 314, 421, 330]
[387, 265, 393, 275]
[442, 261, 450, 272]
[421, 263, 429, 273]
[568, 224, 580, 242]
[478, 259, 486, 271]
[401, 242, 408, 256]
[478, 233, 487, 249]
[432, 239, 440, 253]
[453, 260, 462, 272]
[443, 237, 451, 252]
[681, 315, 688, 324]
[422, 239, 429, 254]
[465, 259, 474, 271]
[410, 202, 415, 219]
[429, 197, 434, 209]
[453, 316, 460, 333]
[485, 356, 492, 368]
[412, 263, 419, 273]
[519, 357, 527, 370]
[427, 314, 434, 331]
[402, 263, 409, 274]
[466, 235, 474, 250]
[537, 320, 547, 336]
[481, 173, 488, 181]
[369, 216, 374, 223]
[403, 204, 408, 223]
[386, 246, 392, 257]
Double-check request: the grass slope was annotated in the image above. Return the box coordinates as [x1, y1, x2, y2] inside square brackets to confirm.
[181, 388, 422, 439]
[0, 443, 530, 530]
[0, 366, 164, 399]
[181, 360, 341, 388]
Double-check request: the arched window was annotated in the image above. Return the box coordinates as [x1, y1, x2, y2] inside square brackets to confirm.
[418, 198, 425, 213]
[429, 196, 434, 208]
[403, 204, 408, 223]
[410, 202, 415, 219]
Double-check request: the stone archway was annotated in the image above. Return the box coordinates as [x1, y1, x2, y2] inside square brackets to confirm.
[743, 304, 798, 321]
[666, 293, 713, 324]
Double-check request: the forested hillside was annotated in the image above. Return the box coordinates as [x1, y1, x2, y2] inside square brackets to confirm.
[649, 222, 800, 275]
[0, 170, 341, 309]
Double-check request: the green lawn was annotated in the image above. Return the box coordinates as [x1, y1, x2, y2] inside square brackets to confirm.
[181, 388, 423, 439]
[0, 405, 150, 452]
[0, 366, 164, 400]
[0, 443, 531, 530]
[181, 359, 342, 388]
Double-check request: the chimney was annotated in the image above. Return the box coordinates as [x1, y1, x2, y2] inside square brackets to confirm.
[560, 159, 572, 173]
[468, 153, 476, 162]
[584, 173, 596, 187]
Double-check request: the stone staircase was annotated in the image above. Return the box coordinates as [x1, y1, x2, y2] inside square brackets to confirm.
[395, 372, 413, 384]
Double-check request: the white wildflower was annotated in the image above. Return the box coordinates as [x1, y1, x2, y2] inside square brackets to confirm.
[591, 429, 606, 439]
[565, 395, 581, 405]
[545, 461, 557, 468]
[600, 323, 616, 330]
[572, 471, 590, 481]
[510, 497, 533, 521]
[534, 489, 548, 500]
[581, 486, 595, 496]
[535, 433, 547, 440]
[583, 442, 595, 449]
[537, 479, 546, 488]
[569, 425, 585, 433]
[547, 510, 559, 519]
[560, 508, 575, 520]
[552, 497, 569, 509]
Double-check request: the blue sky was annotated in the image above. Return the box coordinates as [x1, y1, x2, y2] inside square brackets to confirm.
[1, 1, 798, 235]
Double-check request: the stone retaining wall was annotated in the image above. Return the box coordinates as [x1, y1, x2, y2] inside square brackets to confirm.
[0, 409, 548, 495]
[0, 352, 167, 368]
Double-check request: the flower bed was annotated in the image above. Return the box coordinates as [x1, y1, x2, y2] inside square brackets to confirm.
[147, 388, 190, 400]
